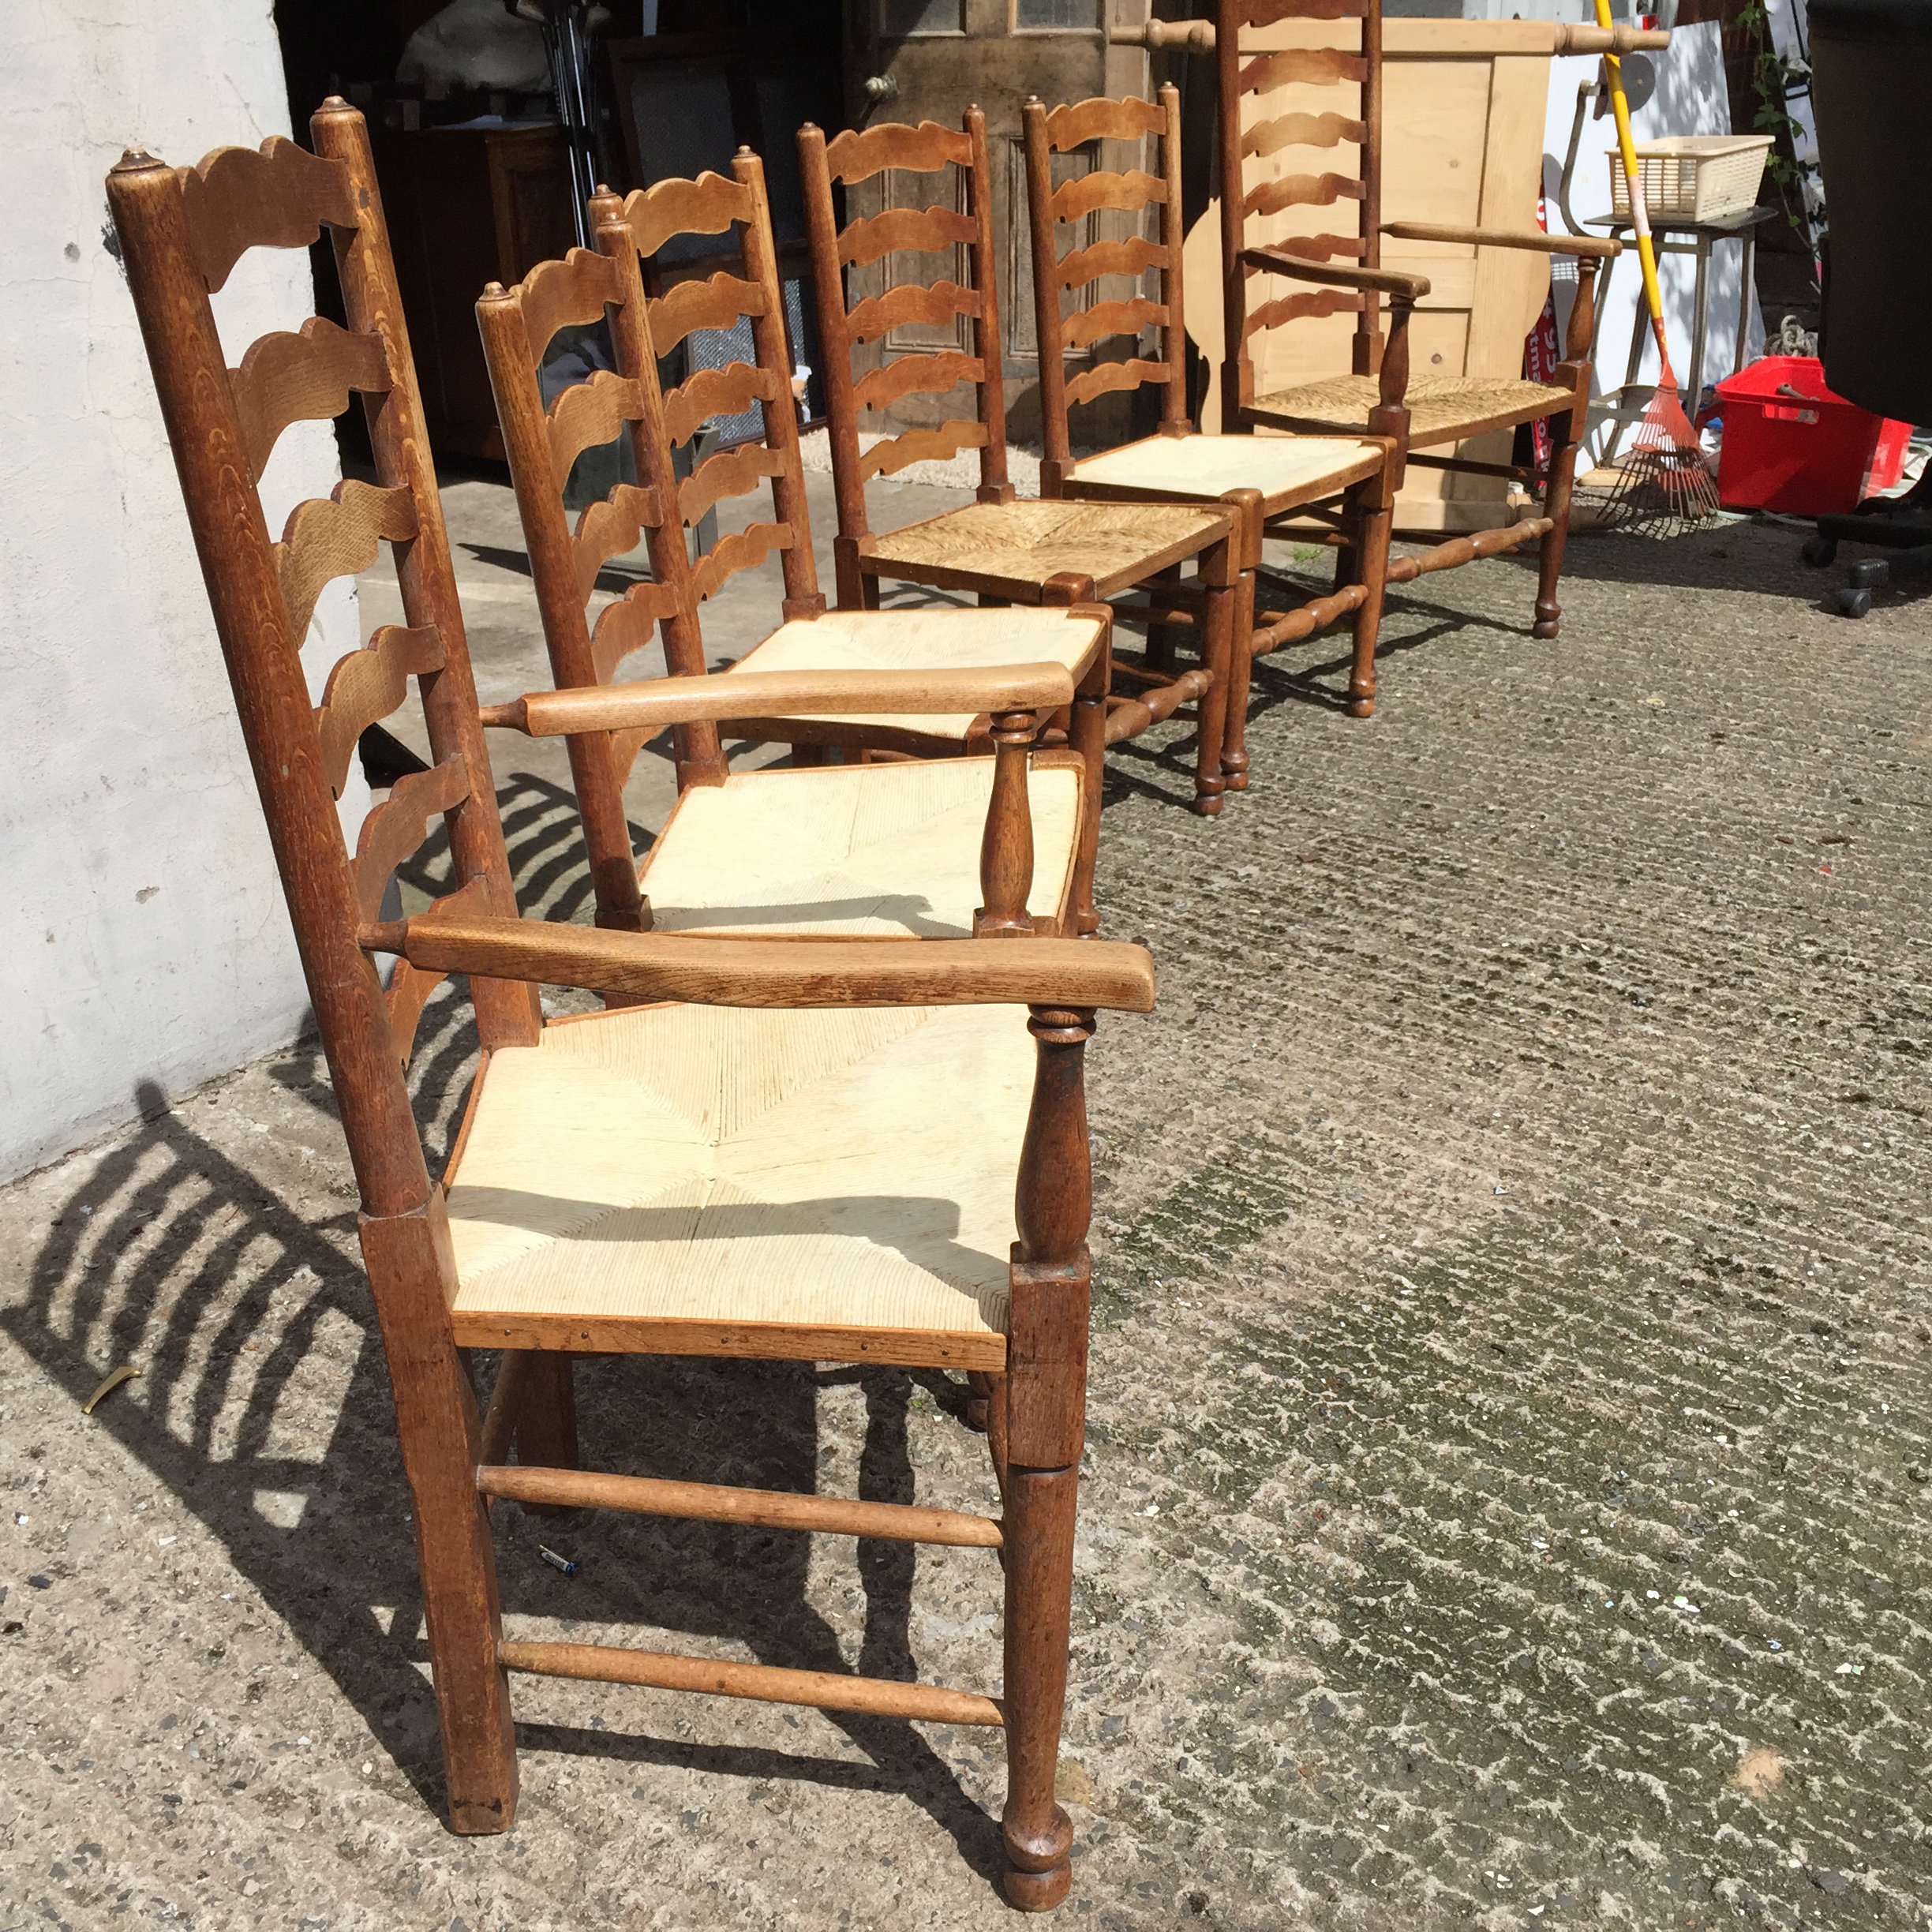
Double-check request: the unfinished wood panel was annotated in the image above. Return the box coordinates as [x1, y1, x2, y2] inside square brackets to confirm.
[1189, 16, 1558, 528]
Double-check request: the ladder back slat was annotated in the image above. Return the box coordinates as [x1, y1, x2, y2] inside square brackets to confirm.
[351, 755, 473, 923]
[1244, 172, 1367, 218]
[859, 421, 989, 481]
[1244, 287, 1365, 338]
[571, 482, 664, 601]
[661, 360, 781, 447]
[845, 280, 982, 346]
[689, 521, 792, 601]
[589, 582, 680, 687]
[823, 119, 973, 185]
[618, 170, 755, 260]
[852, 350, 983, 414]
[1245, 110, 1367, 158]
[515, 248, 623, 366]
[1050, 170, 1166, 223]
[274, 479, 417, 644]
[679, 443, 788, 531]
[1239, 48, 1369, 95]
[1042, 95, 1167, 150]
[1241, 0, 1369, 23]
[645, 271, 766, 356]
[1062, 298, 1168, 349]
[1063, 358, 1170, 410]
[230, 318, 392, 482]
[1245, 232, 1368, 264]
[313, 623, 444, 799]
[838, 204, 977, 268]
[180, 137, 357, 292]
[547, 369, 645, 486]
[1057, 236, 1168, 289]
[384, 877, 492, 1066]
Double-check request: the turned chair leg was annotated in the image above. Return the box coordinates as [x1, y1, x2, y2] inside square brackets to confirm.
[1346, 477, 1395, 720]
[1535, 406, 1582, 641]
[1192, 578, 1233, 817]
[1002, 1461, 1079, 1911]
[1221, 564, 1257, 792]
[1002, 1005, 1094, 1909]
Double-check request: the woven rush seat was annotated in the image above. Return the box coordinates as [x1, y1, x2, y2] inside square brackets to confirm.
[864, 498, 1230, 599]
[1250, 374, 1577, 447]
[1072, 433, 1382, 509]
[444, 1002, 1032, 1362]
[729, 605, 1106, 739]
[642, 756, 1080, 937]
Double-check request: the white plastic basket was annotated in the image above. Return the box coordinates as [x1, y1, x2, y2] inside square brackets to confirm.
[1606, 136, 1774, 223]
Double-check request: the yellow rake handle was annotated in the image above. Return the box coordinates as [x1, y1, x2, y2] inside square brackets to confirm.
[1596, 0, 1668, 339]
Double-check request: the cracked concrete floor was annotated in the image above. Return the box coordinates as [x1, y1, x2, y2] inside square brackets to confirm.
[2, 470, 1930, 1932]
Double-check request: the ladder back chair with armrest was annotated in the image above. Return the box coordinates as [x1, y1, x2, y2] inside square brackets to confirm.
[1216, 0, 1618, 680]
[1023, 84, 1398, 770]
[476, 210, 1107, 944]
[109, 99, 1158, 1913]
[799, 110, 1249, 815]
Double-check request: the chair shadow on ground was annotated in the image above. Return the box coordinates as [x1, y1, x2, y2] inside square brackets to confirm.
[6, 769, 1009, 1885]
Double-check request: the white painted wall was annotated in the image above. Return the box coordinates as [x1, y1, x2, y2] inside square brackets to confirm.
[0, 1, 366, 1180]
[1541, 20, 1767, 464]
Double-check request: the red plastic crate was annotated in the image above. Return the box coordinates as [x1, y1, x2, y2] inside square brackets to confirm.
[1713, 355, 1912, 515]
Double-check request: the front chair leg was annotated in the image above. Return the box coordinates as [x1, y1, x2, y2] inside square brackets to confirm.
[1002, 1005, 1095, 1909]
[1346, 479, 1395, 719]
[1221, 564, 1258, 792]
[1002, 1461, 1079, 1910]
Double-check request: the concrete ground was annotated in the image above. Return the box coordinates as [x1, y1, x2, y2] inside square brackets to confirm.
[2, 467, 1930, 1932]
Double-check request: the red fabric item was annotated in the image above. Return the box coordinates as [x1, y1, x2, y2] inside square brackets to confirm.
[1522, 191, 1560, 473]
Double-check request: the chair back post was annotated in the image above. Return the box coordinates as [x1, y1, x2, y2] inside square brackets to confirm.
[1215, 0, 1252, 432]
[795, 120, 873, 605]
[1355, 0, 1385, 376]
[731, 149, 827, 620]
[106, 145, 434, 1220]
[1020, 99, 1073, 496]
[474, 268, 652, 929]
[311, 101, 541, 1050]
[1155, 81, 1191, 436]
[964, 105, 1015, 507]
[589, 214, 732, 787]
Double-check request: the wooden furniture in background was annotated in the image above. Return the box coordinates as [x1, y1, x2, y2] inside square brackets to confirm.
[373, 120, 575, 457]
[475, 194, 1110, 942]
[1022, 84, 1395, 749]
[1212, 0, 1619, 657]
[110, 98, 1156, 1914]
[799, 110, 1245, 814]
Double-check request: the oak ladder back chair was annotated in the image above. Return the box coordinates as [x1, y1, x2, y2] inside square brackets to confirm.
[571, 152, 1118, 930]
[476, 219, 1106, 944]
[1215, 0, 1618, 673]
[799, 110, 1249, 816]
[110, 99, 1159, 1914]
[1023, 84, 1398, 767]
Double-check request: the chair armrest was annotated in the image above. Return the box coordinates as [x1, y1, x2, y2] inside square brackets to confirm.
[363, 914, 1159, 1014]
[481, 662, 1078, 737]
[1240, 246, 1431, 303]
[1383, 222, 1619, 261]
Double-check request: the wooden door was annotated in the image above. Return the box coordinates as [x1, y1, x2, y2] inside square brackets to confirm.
[1186, 19, 1555, 530]
[844, 0, 1133, 440]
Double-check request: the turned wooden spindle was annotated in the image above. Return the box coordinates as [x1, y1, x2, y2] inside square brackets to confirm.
[1565, 254, 1601, 363]
[975, 709, 1037, 938]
